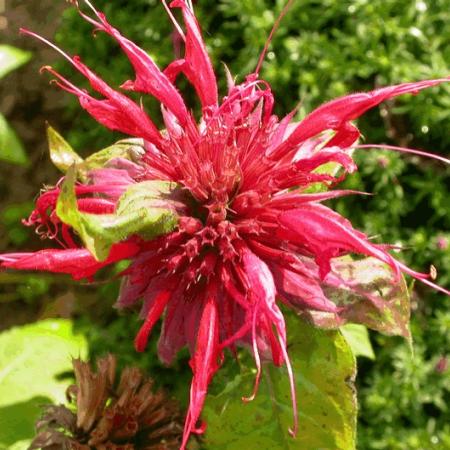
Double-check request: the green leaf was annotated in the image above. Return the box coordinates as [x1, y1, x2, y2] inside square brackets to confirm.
[0, 319, 87, 449]
[340, 324, 375, 360]
[0, 45, 32, 79]
[203, 315, 357, 450]
[308, 257, 411, 341]
[47, 125, 83, 173]
[80, 138, 144, 172]
[56, 166, 178, 261]
[0, 113, 28, 165]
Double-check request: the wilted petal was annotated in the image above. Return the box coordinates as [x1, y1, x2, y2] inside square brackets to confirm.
[135, 289, 172, 352]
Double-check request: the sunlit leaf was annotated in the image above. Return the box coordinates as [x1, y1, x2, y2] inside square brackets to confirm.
[340, 324, 375, 360]
[0, 319, 87, 449]
[47, 125, 83, 173]
[202, 315, 357, 449]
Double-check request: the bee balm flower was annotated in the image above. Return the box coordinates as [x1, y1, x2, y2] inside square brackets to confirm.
[1, 1, 449, 448]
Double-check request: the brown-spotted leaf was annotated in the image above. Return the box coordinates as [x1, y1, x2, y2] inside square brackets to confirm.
[306, 257, 411, 340]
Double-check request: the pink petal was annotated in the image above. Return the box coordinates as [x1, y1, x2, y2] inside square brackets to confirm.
[268, 189, 370, 209]
[19, 27, 164, 146]
[326, 122, 360, 148]
[241, 247, 298, 435]
[294, 148, 357, 173]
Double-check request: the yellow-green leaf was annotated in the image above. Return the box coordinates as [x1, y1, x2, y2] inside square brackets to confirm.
[47, 125, 83, 173]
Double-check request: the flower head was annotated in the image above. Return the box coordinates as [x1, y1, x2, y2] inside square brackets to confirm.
[2, 1, 449, 448]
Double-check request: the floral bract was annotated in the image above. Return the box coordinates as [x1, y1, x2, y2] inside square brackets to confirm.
[1, 1, 449, 448]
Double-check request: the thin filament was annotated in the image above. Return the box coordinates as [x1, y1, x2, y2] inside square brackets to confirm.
[354, 144, 450, 165]
[255, 0, 295, 75]
[162, 0, 186, 41]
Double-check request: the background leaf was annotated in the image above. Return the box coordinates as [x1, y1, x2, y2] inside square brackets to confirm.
[202, 315, 357, 450]
[0, 319, 87, 449]
[0, 113, 28, 166]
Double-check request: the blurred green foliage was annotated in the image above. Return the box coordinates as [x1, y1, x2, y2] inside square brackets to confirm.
[0, 45, 31, 166]
[0, 319, 87, 449]
[1, 0, 446, 449]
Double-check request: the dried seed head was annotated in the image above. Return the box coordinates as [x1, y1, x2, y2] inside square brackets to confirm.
[30, 355, 182, 450]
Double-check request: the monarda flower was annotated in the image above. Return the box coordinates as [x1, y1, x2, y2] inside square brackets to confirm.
[1, 1, 449, 448]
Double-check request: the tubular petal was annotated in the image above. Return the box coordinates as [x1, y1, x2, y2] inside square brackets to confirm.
[135, 289, 172, 352]
[76, 5, 190, 125]
[181, 286, 221, 449]
[170, 0, 218, 109]
[0, 242, 139, 280]
[271, 77, 450, 160]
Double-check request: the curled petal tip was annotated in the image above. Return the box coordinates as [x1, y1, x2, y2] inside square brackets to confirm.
[39, 65, 52, 74]
[430, 265, 437, 280]
[241, 394, 256, 403]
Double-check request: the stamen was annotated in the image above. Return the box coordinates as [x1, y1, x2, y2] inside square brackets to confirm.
[278, 334, 298, 436]
[242, 303, 262, 402]
[162, 0, 186, 41]
[20, 29, 74, 63]
[254, 0, 295, 76]
[354, 144, 450, 165]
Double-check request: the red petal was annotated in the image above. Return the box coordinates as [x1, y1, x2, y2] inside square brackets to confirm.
[272, 77, 450, 159]
[82, 9, 190, 125]
[170, 0, 218, 109]
[135, 289, 172, 352]
[0, 242, 139, 280]
[181, 282, 221, 450]
[279, 205, 400, 279]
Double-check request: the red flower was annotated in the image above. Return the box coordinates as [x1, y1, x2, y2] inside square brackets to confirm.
[2, 1, 449, 447]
